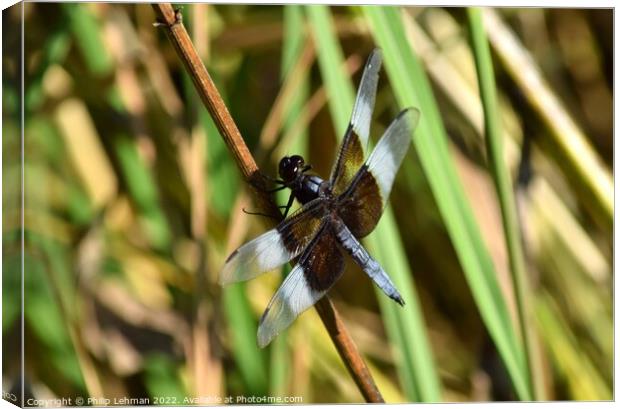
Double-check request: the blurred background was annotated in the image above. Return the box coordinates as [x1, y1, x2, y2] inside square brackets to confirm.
[2, 3, 613, 404]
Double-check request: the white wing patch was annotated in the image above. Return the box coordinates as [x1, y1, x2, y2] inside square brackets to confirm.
[219, 228, 293, 285]
[350, 49, 382, 150]
[366, 108, 420, 201]
[257, 263, 325, 348]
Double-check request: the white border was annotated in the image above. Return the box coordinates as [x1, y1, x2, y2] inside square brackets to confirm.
[0, 1, 615, 409]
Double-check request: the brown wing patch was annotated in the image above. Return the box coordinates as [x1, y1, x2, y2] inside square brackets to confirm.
[301, 224, 345, 292]
[337, 166, 383, 238]
[330, 125, 365, 196]
[277, 199, 325, 255]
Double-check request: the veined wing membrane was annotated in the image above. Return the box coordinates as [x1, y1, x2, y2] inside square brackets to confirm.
[257, 222, 344, 347]
[330, 49, 382, 196]
[337, 108, 419, 238]
[219, 199, 324, 285]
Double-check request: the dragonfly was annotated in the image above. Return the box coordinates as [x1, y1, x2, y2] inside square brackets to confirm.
[220, 49, 420, 347]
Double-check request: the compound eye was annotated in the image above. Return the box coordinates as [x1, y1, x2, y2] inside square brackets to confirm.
[290, 155, 305, 171]
[290, 155, 304, 165]
[278, 156, 295, 180]
[279, 156, 290, 171]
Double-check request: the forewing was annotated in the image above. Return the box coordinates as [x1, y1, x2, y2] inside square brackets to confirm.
[257, 222, 344, 348]
[338, 108, 419, 238]
[219, 199, 325, 285]
[329, 49, 382, 196]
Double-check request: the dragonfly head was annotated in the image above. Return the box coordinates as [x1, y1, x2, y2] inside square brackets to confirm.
[278, 155, 307, 183]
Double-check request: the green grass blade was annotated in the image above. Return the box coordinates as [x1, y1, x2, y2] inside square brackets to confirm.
[222, 283, 269, 395]
[281, 5, 310, 150]
[482, 9, 612, 230]
[62, 3, 112, 76]
[306, 5, 442, 402]
[305, 6, 354, 133]
[363, 6, 531, 400]
[369, 208, 440, 401]
[467, 7, 537, 399]
[268, 5, 309, 396]
[143, 353, 187, 402]
[114, 136, 171, 251]
[25, 239, 86, 390]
